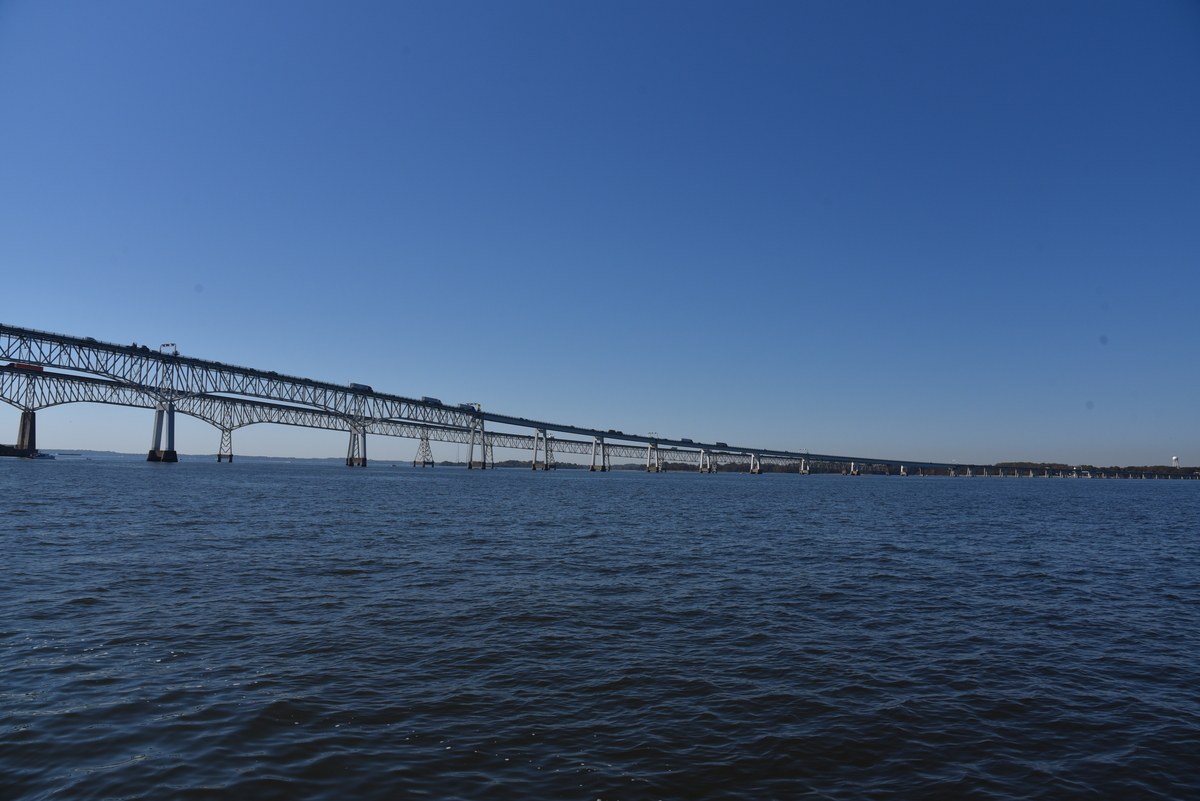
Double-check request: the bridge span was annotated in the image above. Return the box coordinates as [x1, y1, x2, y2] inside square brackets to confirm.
[0, 324, 1194, 480]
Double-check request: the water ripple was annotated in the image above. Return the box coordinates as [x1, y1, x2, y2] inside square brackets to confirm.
[2, 461, 1198, 798]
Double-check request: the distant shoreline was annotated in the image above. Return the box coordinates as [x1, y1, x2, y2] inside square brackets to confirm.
[21, 450, 1200, 474]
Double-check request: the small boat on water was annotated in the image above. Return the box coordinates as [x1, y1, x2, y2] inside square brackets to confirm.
[30, 452, 55, 460]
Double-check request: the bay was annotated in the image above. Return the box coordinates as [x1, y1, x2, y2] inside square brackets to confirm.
[2, 460, 1198, 799]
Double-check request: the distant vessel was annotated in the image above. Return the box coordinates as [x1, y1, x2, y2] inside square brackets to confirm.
[31, 452, 55, 460]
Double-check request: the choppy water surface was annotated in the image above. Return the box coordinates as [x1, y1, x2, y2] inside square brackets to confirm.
[2, 460, 1198, 799]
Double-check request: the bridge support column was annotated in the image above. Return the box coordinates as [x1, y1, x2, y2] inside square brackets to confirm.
[531, 429, 554, 470]
[799, 458, 809, 475]
[346, 427, 367, 466]
[150, 408, 163, 449]
[217, 428, 233, 462]
[467, 419, 487, 468]
[590, 437, 608, 471]
[414, 433, 434, 467]
[900, 465, 907, 476]
[646, 443, 660, 472]
[166, 402, 175, 451]
[147, 403, 178, 462]
[749, 453, 761, 474]
[16, 410, 36, 454]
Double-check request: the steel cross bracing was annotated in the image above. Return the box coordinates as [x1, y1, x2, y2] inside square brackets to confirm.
[1, 322, 995, 471]
[0, 367, 661, 458]
[0, 324, 475, 429]
[0, 367, 826, 468]
[0, 366, 475, 441]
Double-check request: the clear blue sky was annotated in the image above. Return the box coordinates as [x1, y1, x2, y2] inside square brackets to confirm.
[1, 1, 1197, 465]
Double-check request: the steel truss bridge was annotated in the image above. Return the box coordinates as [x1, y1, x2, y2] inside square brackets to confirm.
[0, 323, 1194, 480]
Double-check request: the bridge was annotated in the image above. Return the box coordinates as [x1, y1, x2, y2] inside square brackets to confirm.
[0, 323, 1194, 480]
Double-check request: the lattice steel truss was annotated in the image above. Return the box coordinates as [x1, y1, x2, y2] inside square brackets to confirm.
[0, 324, 475, 428]
[0, 323, 998, 472]
[414, 433, 434, 467]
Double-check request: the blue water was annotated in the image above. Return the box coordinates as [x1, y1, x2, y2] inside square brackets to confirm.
[2, 460, 1198, 799]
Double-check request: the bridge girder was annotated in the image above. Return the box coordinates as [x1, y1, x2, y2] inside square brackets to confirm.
[0, 367, 825, 467]
[2, 323, 991, 471]
[0, 324, 475, 428]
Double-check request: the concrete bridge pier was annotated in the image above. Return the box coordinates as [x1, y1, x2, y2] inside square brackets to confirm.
[346, 428, 367, 466]
[590, 436, 608, 471]
[645, 443, 661, 472]
[798, 458, 809, 474]
[147, 403, 178, 462]
[16, 410, 36, 453]
[466, 419, 487, 468]
[531, 429, 554, 470]
[749, 453, 761, 474]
